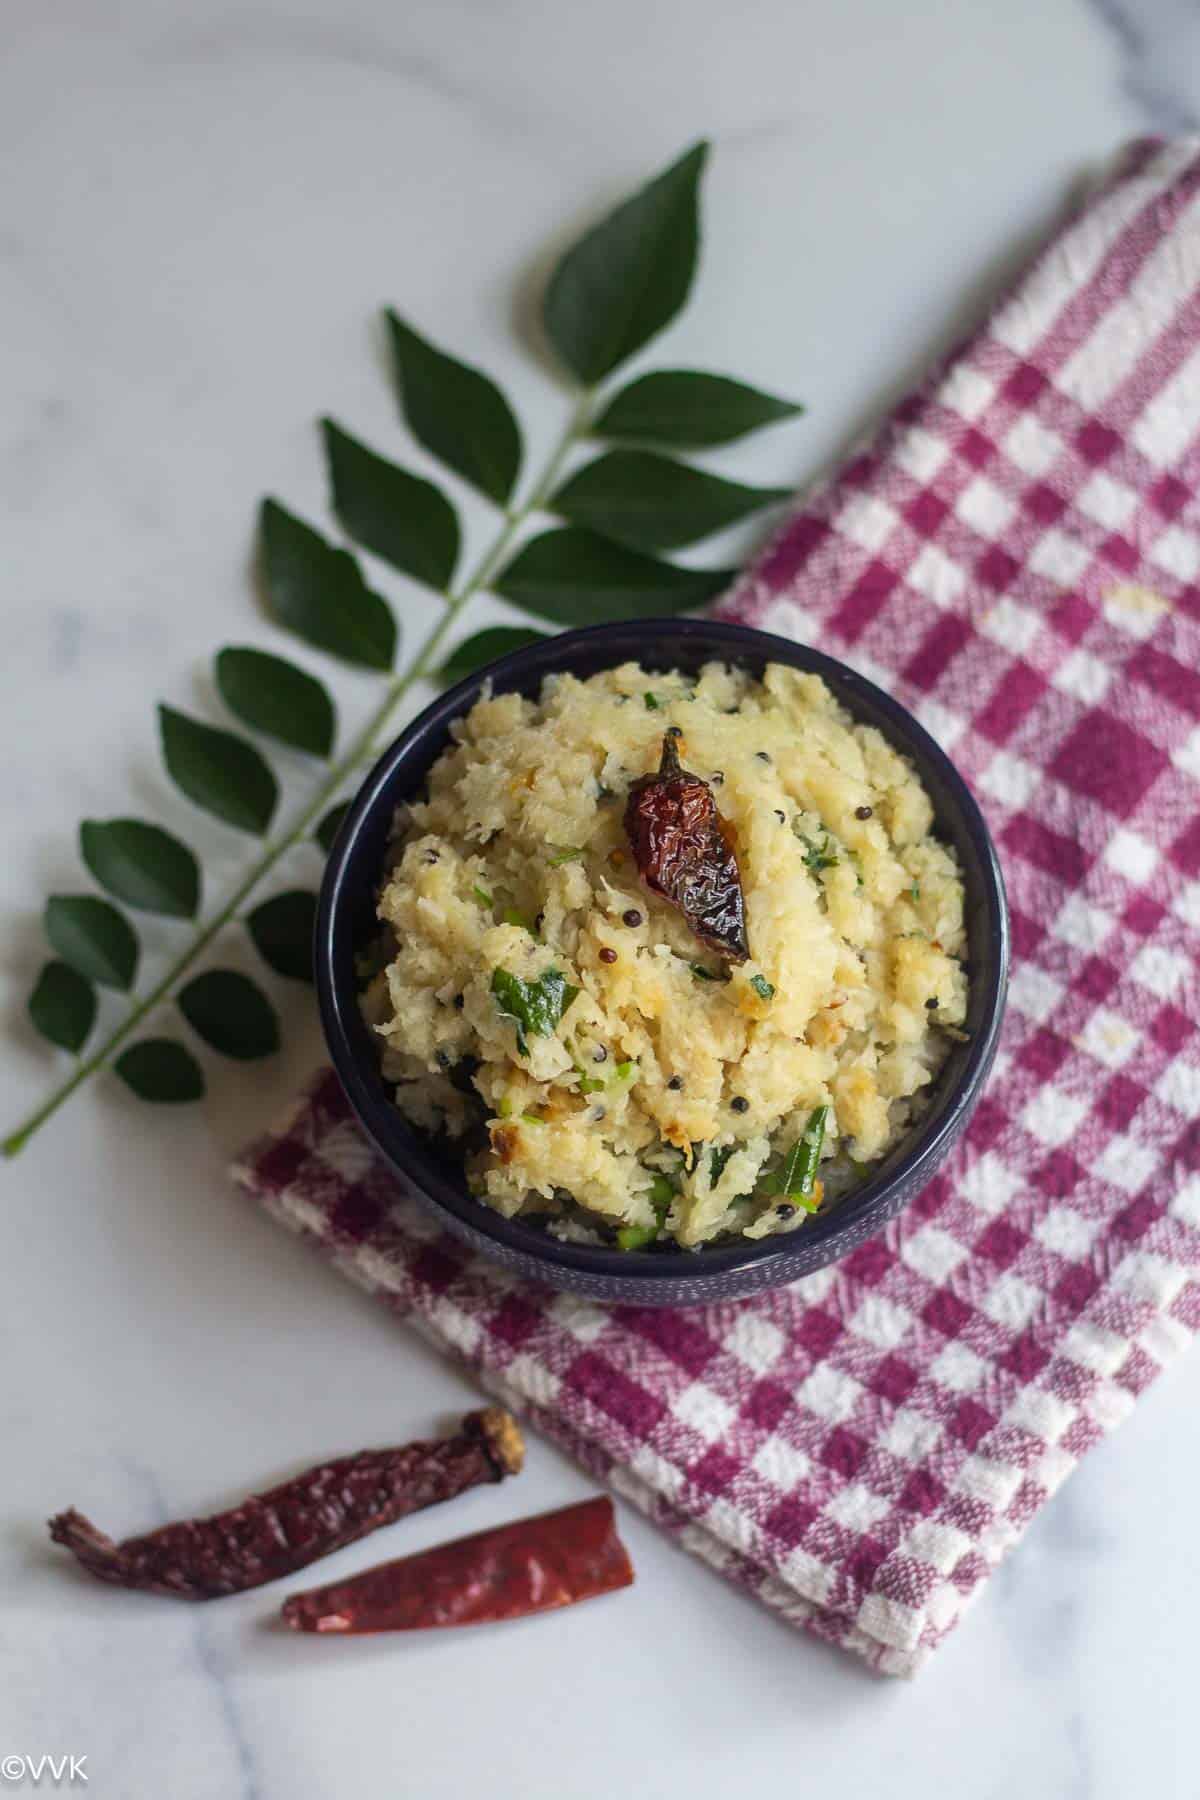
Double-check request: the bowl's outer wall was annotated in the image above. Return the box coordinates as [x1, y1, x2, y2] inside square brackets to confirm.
[317, 619, 1010, 1306]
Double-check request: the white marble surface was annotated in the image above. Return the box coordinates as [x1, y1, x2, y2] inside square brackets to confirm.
[3, 3, 1199, 1795]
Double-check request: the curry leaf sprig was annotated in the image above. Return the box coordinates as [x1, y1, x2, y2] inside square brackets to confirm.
[5, 138, 804, 1158]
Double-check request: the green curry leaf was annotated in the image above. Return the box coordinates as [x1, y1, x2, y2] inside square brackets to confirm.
[543, 142, 708, 384]
[246, 889, 318, 983]
[385, 312, 522, 506]
[215, 647, 336, 759]
[114, 1039, 206, 1103]
[551, 449, 789, 551]
[28, 961, 96, 1053]
[80, 818, 201, 918]
[259, 498, 397, 671]
[45, 895, 139, 991]
[593, 369, 803, 447]
[437, 626, 551, 686]
[322, 417, 459, 591]
[772, 1105, 828, 1207]
[178, 969, 280, 1060]
[159, 705, 279, 837]
[490, 967, 579, 1058]
[494, 527, 733, 624]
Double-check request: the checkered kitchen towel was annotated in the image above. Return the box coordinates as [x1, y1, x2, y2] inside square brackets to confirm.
[234, 138, 1200, 1675]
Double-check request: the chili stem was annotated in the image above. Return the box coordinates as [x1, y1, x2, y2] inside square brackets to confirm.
[3, 392, 595, 1159]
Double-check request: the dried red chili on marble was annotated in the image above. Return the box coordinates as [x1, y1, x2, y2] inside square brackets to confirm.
[624, 733, 749, 962]
[281, 1495, 633, 1634]
[48, 1409, 524, 1600]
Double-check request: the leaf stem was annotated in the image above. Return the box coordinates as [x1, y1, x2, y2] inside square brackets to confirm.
[3, 391, 594, 1159]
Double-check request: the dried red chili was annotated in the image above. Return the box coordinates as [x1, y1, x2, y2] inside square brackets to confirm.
[281, 1495, 633, 1634]
[48, 1408, 524, 1600]
[624, 733, 749, 962]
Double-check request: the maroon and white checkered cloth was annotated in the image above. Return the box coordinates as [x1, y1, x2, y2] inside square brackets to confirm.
[234, 138, 1200, 1675]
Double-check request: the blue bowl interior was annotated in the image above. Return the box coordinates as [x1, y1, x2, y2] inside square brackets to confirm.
[317, 618, 1008, 1294]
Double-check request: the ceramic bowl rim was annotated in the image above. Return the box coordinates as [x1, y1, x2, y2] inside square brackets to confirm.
[315, 616, 1009, 1290]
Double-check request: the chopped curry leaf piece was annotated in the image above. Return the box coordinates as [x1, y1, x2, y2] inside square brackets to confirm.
[689, 961, 727, 982]
[643, 691, 661, 710]
[547, 844, 587, 866]
[472, 884, 493, 907]
[520, 1112, 545, 1125]
[749, 973, 775, 1001]
[490, 967, 579, 1058]
[799, 832, 838, 874]
[502, 907, 537, 935]
[773, 1104, 828, 1205]
[910, 881, 921, 901]
[709, 1143, 736, 1184]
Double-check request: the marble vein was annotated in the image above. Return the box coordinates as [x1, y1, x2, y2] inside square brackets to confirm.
[1087, 0, 1200, 130]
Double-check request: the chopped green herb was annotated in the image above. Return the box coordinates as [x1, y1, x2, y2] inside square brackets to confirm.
[548, 844, 587, 867]
[496, 1096, 514, 1119]
[749, 973, 775, 1001]
[520, 1111, 545, 1126]
[910, 881, 921, 901]
[490, 966, 579, 1057]
[847, 848, 864, 888]
[472, 884, 493, 908]
[690, 962, 727, 982]
[618, 1170, 676, 1250]
[764, 1104, 828, 1210]
[643, 691, 661, 710]
[709, 1143, 737, 1184]
[577, 1056, 636, 1093]
[501, 906, 537, 935]
[799, 831, 838, 874]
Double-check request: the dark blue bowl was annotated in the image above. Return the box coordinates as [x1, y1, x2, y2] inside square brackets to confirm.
[316, 618, 1008, 1306]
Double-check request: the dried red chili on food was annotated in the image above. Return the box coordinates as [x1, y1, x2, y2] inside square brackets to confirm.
[281, 1495, 633, 1634]
[48, 1409, 524, 1600]
[624, 733, 749, 962]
